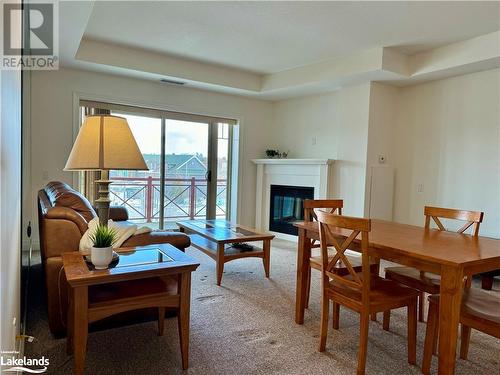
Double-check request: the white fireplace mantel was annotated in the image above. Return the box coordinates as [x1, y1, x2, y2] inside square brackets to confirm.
[252, 158, 334, 165]
[252, 158, 335, 239]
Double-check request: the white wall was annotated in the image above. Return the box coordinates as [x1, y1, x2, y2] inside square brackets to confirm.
[393, 68, 500, 237]
[271, 92, 339, 159]
[271, 71, 500, 238]
[28, 68, 273, 241]
[364, 83, 398, 219]
[366, 83, 398, 174]
[335, 84, 371, 216]
[272, 84, 371, 216]
[0, 65, 22, 353]
[28, 67, 500, 239]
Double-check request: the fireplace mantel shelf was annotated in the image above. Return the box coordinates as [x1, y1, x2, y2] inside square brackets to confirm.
[252, 158, 334, 165]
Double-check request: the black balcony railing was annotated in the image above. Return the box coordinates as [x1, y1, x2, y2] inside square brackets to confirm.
[109, 176, 227, 224]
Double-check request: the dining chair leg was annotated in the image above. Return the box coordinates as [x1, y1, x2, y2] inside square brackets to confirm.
[481, 275, 493, 290]
[459, 324, 471, 360]
[382, 311, 390, 331]
[158, 307, 165, 336]
[432, 329, 438, 355]
[318, 293, 330, 352]
[418, 292, 425, 322]
[357, 312, 370, 375]
[305, 266, 311, 309]
[370, 261, 380, 325]
[422, 299, 439, 375]
[407, 300, 417, 365]
[332, 301, 340, 330]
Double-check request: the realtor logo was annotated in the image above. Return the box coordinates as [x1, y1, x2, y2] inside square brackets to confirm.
[1, 1, 59, 69]
[0, 351, 49, 373]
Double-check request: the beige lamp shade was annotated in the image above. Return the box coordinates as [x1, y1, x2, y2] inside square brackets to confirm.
[64, 115, 148, 171]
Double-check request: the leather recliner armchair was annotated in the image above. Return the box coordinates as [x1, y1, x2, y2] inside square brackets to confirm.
[37, 181, 191, 336]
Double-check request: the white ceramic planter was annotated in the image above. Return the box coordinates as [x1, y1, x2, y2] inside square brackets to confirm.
[91, 246, 113, 269]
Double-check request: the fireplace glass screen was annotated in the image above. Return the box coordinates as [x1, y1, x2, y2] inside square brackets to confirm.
[269, 185, 314, 235]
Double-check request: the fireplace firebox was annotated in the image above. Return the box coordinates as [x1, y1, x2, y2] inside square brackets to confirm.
[269, 185, 314, 235]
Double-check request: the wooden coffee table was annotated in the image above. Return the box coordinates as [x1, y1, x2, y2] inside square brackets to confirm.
[63, 244, 199, 374]
[177, 219, 274, 285]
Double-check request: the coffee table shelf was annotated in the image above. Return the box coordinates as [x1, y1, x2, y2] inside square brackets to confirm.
[189, 234, 265, 261]
[177, 220, 274, 285]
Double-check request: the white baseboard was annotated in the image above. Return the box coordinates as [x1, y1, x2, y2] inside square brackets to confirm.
[269, 231, 298, 242]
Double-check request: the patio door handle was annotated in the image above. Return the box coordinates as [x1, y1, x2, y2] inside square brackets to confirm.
[206, 170, 212, 182]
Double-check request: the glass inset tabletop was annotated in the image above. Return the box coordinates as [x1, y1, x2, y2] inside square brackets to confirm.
[177, 219, 273, 243]
[85, 247, 173, 270]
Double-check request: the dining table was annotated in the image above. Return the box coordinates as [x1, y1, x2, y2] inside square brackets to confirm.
[294, 219, 500, 375]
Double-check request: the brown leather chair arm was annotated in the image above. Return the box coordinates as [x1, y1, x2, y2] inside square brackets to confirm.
[44, 256, 68, 336]
[45, 206, 88, 234]
[108, 206, 129, 221]
[121, 231, 191, 250]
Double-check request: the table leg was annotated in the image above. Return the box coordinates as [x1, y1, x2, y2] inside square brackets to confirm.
[295, 228, 311, 324]
[438, 265, 463, 375]
[158, 307, 165, 336]
[263, 239, 271, 278]
[66, 287, 74, 355]
[73, 286, 88, 375]
[178, 272, 192, 370]
[216, 243, 225, 286]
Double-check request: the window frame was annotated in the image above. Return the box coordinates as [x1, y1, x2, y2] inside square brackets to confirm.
[78, 100, 237, 227]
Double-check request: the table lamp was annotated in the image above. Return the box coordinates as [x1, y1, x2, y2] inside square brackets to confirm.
[64, 115, 148, 226]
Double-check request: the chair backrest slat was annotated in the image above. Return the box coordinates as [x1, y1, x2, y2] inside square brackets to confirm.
[304, 199, 344, 248]
[316, 210, 371, 302]
[424, 206, 484, 236]
[328, 272, 363, 290]
[304, 199, 343, 222]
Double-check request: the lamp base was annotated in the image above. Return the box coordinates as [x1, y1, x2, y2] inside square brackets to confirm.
[95, 170, 112, 226]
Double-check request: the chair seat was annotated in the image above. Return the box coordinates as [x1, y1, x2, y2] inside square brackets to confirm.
[310, 250, 379, 275]
[328, 273, 420, 311]
[385, 266, 441, 294]
[428, 288, 500, 326]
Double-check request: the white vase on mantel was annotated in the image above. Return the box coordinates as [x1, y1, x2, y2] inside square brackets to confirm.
[91, 246, 113, 269]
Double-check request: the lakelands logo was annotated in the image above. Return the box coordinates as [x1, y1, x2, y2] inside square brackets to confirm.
[1, 1, 59, 70]
[1, 351, 49, 373]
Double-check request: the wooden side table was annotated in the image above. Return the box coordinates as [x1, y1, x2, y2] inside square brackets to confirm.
[63, 244, 199, 375]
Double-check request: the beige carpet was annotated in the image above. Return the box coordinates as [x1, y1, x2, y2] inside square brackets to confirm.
[25, 239, 500, 374]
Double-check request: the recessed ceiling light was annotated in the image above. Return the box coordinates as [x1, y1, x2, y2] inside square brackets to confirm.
[160, 78, 186, 86]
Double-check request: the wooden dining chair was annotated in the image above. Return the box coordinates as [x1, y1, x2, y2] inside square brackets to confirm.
[383, 206, 484, 329]
[316, 211, 419, 375]
[421, 287, 500, 374]
[303, 199, 379, 312]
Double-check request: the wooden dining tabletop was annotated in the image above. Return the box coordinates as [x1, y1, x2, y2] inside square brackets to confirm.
[294, 219, 500, 375]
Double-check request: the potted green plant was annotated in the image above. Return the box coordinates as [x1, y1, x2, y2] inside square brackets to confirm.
[89, 224, 117, 269]
[265, 149, 279, 158]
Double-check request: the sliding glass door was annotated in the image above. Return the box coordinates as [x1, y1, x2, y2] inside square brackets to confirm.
[163, 119, 209, 229]
[108, 113, 162, 227]
[216, 123, 231, 219]
[96, 107, 233, 229]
